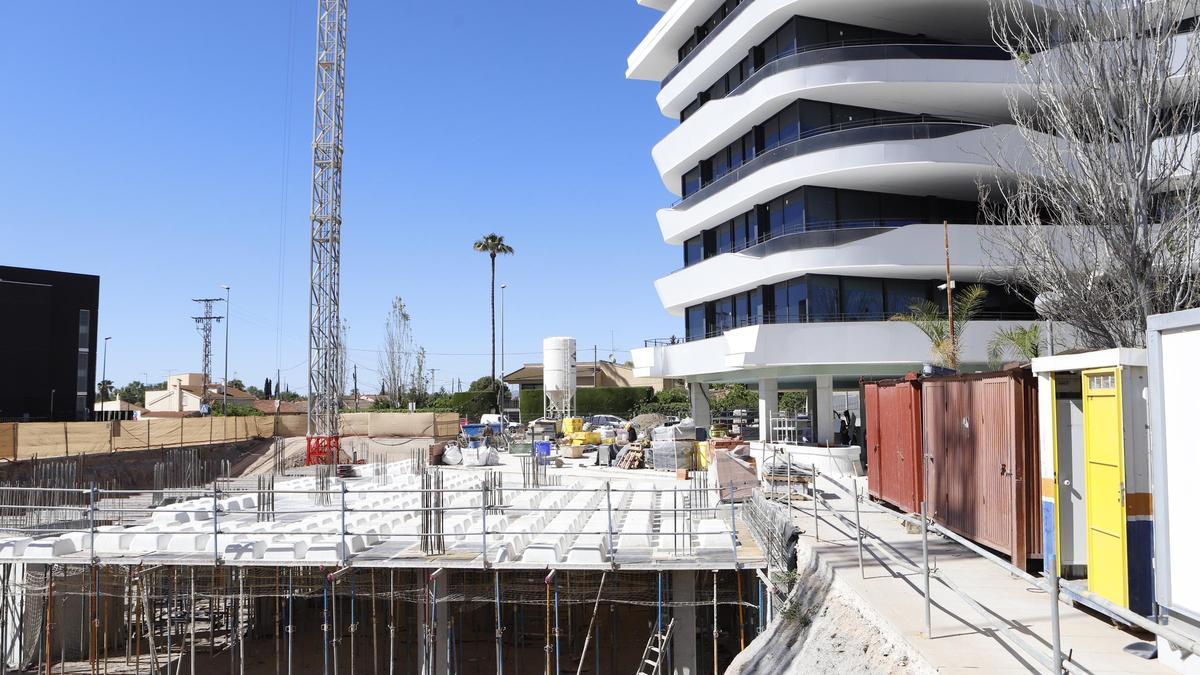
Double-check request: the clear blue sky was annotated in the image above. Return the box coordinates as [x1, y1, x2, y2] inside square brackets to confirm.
[3, 2, 678, 394]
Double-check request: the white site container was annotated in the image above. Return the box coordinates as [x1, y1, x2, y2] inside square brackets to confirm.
[1147, 307, 1200, 674]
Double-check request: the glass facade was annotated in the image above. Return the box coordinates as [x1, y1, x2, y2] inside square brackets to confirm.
[680, 16, 981, 121]
[677, 0, 747, 64]
[682, 275, 1035, 339]
[681, 101, 959, 198]
[680, 187, 980, 267]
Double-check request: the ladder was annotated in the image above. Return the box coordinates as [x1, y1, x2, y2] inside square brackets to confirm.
[635, 618, 675, 675]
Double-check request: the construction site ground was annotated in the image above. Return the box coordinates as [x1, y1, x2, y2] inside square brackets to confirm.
[745, 474, 1175, 674]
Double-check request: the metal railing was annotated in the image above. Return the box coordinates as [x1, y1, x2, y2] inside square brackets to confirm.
[809, 471, 1200, 674]
[642, 309, 1038, 346]
[682, 41, 1009, 120]
[677, 115, 991, 207]
[662, 0, 758, 88]
[0, 478, 749, 568]
[681, 223, 901, 269]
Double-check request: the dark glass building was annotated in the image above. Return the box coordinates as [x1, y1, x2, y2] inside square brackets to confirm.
[0, 266, 99, 421]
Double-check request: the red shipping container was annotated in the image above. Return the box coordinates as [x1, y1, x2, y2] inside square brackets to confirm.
[862, 374, 923, 514]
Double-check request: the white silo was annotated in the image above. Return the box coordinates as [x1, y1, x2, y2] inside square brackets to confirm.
[543, 337, 577, 419]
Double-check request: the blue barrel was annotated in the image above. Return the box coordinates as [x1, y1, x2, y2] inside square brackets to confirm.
[534, 441, 552, 458]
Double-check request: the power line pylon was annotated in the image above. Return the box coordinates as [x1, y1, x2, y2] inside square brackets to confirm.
[306, 0, 347, 465]
[192, 298, 224, 405]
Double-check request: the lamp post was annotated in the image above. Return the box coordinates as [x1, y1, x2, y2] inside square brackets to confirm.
[222, 284, 230, 415]
[499, 283, 507, 415]
[100, 336, 111, 420]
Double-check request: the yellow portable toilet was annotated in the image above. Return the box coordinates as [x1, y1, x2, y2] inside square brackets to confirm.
[1032, 349, 1154, 616]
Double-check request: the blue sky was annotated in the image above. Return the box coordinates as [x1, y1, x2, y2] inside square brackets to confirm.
[3, 2, 678, 394]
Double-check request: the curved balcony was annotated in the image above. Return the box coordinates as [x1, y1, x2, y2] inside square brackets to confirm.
[656, 223, 991, 313]
[642, 0, 997, 96]
[631, 319, 1034, 380]
[670, 41, 1010, 120]
[680, 115, 988, 201]
[658, 124, 1019, 244]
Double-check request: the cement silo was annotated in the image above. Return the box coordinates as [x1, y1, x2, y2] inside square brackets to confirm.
[543, 336, 577, 419]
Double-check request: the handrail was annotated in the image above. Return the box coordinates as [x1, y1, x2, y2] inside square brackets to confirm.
[676, 117, 991, 207]
[641, 309, 1038, 346]
[811, 471, 1200, 667]
[662, 0, 759, 88]
[681, 41, 1009, 119]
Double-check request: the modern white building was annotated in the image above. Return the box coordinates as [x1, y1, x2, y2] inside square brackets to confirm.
[626, 0, 1038, 442]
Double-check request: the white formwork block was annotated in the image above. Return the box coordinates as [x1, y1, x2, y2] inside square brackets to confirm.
[520, 540, 563, 565]
[695, 519, 735, 561]
[91, 526, 126, 553]
[565, 534, 609, 565]
[348, 535, 367, 553]
[224, 540, 266, 561]
[262, 539, 309, 561]
[61, 532, 93, 552]
[486, 542, 515, 564]
[305, 540, 347, 562]
[0, 537, 31, 557]
[25, 537, 78, 557]
[127, 531, 173, 552]
[166, 534, 206, 553]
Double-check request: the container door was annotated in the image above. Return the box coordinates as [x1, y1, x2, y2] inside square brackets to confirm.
[864, 383, 881, 500]
[1082, 367, 1129, 607]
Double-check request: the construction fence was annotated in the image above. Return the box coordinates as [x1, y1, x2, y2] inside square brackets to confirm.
[0, 412, 460, 461]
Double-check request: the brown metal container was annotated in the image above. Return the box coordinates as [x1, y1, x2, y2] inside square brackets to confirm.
[862, 374, 923, 514]
[921, 369, 1042, 569]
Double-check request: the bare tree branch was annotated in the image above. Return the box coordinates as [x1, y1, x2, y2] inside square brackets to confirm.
[982, 0, 1200, 348]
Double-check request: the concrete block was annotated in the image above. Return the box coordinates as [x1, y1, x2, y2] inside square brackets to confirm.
[0, 538, 31, 557]
[224, 540, 266, 561]
[25, 537, 78, 557]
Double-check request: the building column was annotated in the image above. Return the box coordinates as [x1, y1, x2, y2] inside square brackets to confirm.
[814, 375, 835, 444]
[757, 378, 778, 443]
[672, 571, 697, 675]
[688, 381, 711, 429]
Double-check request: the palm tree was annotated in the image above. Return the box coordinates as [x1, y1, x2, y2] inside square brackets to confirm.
[473, 233, 514, 410]
[987, 324, 1042, 367]
[891, 284, 988, 368]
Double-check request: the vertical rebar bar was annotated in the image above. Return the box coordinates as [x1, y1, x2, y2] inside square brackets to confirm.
[811, 464, 820, 542]
[494, 571, 502, 675]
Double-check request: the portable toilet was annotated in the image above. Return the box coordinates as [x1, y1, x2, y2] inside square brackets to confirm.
[1031, 348, 1153, 616]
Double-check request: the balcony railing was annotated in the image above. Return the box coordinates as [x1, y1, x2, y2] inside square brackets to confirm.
[676, 115, 992, 207]
[662, 0, 759, 88]
[643, 309, 1038, 346]
[681, 221, 912, 269]
[680, 41, 1009, 120]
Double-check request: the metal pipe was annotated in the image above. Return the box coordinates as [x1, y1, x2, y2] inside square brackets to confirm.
[811, 464, 820, 541]
[921, 500, 931, 638]
[712, 571, 719, 675]
[1049, 568, 1063, 673]
[854, 481, 864, 578]
[494, 571, 503, 675]
[553, 576, 561, 675]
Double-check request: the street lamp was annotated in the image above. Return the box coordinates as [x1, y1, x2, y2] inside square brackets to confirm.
[499, 283, 507, 414]
[100, 336, 111, 420]
[222, 284, 230, 415]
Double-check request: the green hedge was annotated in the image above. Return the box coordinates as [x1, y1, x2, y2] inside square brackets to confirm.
[449, 390, 497, 420]
[519, 386, 654, 422]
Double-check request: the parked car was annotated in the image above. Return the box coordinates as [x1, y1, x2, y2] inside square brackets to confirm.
[480, 414, 520, 433]
[588, 414, 629, 428]
[663, 415, 681, 426]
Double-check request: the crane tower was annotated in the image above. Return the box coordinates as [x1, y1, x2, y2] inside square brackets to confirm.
[306, 0, 347, 465]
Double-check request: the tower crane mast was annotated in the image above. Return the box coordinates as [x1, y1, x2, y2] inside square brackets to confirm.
[306, 0, 347, 464]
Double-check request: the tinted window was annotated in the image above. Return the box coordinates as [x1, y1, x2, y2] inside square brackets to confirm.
[684, 235, 704, 267]
[842, 277, 884, 320]
[838, 190, 880, 227]
[783, 191, 805, 232]
[809, 276, 840, 321]
[806, 187, 837, 229]
[716, 222, 734, 254]
[714, 297, 734, 332]
[683, 168, 701, 197]
[885, 279, 929, 316]
[686, 305, 706, 340]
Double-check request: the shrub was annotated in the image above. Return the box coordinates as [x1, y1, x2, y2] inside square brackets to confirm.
[519, 386, 654, 421]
